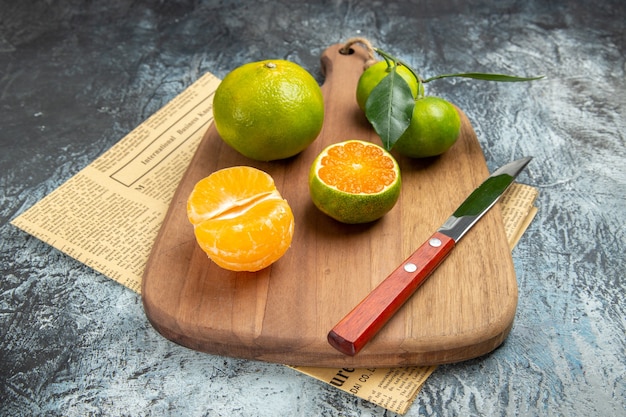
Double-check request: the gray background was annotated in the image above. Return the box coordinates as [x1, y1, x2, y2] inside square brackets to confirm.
[1, 1, 624, 416]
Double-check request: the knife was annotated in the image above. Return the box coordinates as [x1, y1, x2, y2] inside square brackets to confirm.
[327, 156, 533, 356]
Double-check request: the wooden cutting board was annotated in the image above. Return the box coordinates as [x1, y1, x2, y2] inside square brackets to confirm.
[141, 43, 518, 367]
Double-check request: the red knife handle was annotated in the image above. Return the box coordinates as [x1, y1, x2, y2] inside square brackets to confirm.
[328, 231, 455, 356]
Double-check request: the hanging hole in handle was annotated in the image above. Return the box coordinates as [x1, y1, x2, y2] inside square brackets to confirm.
[339, 47, 355, 56]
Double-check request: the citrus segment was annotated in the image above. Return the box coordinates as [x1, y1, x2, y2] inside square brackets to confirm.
[187, 166, 294, 272]
[309, 140, 401, 224]
[213, 59, 324, 161]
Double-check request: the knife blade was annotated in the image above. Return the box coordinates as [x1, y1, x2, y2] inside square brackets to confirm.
[327, 156, 533, 356]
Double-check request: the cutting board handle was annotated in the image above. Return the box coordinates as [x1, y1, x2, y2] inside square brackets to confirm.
[320, 41, 375, 79]
[315, 43, 379, 149]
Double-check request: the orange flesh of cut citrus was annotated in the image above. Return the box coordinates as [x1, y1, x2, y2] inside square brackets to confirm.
[318, 141, 397, 194]
[187, 166, 294, 272]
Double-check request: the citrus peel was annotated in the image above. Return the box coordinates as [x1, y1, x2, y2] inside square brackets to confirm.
[309, 140, 401, 224]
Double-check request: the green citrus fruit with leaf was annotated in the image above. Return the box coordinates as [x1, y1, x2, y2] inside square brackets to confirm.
[213, 60, 324, 161]
[309, 140, 401, 224]
[356, 61, 421, 112]
[393, 96, 461, 158]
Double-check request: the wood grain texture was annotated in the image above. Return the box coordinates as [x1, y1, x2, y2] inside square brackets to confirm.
[141, 43, 518, 367]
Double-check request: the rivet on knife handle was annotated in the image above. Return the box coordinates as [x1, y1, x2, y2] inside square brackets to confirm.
[327, 157, 533, 356]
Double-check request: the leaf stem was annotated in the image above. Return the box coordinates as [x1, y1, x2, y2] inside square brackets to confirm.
[423, 72, 545, 83]
[374, 47, 544, 90]
[374, 48, 425, 97]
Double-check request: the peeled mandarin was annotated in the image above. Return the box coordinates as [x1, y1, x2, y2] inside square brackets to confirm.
[187, 166, 294, 272]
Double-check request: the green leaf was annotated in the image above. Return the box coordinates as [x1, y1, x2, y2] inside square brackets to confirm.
[423, 72, 545, 83]
[365, 67, 415, 150]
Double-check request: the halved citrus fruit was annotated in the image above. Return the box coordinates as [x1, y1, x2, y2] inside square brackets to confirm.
[309, 140, 401, 224]
[187, 166, 294, 272]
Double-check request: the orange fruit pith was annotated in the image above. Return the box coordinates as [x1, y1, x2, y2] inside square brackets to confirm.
[309, 140, 401, 224]
[187, 166, 294, 272]
[318, 141, 397, 193]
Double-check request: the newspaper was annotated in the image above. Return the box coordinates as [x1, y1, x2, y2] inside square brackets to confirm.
[12, 72, 220, 293]
[290, 365, 438, 414]
[11, 72, 538, 415]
